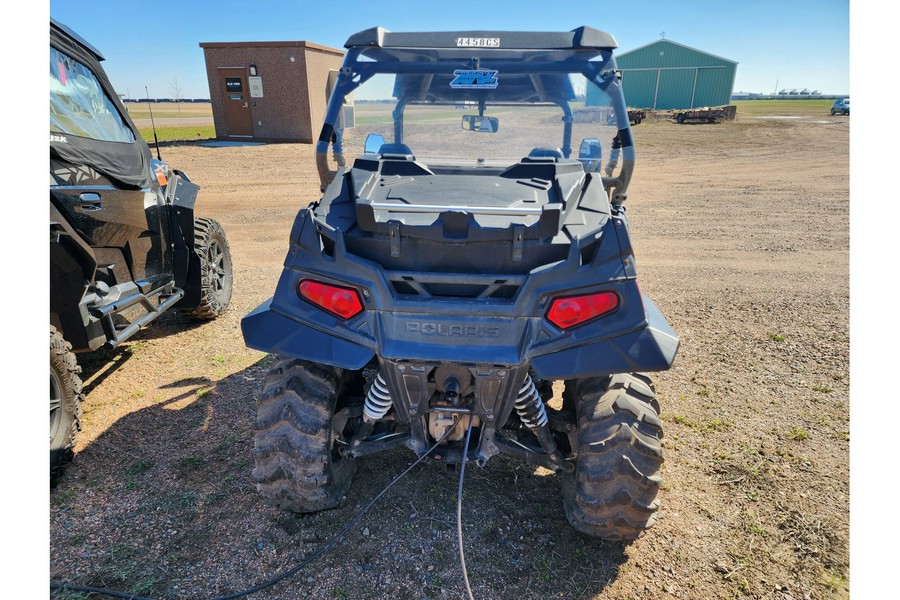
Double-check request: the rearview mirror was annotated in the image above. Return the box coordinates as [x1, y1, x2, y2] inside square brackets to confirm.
[461, 115, 499, 133]
[578, 138, 602, 159]
[577, 138, 602, 172]
[364, 134, 385, 154]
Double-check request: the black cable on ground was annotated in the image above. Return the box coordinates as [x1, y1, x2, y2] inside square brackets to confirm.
[51, 421, 461, 600]
[456, 417, 476, 600]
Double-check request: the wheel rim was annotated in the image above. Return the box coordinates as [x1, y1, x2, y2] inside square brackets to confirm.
[50, 367, 63, 444]
[206, 239, 230, 299]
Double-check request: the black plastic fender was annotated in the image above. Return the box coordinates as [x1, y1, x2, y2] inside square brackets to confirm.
[167, 173, 202, 309]
[529, 296, 679, 379]
[242, 299, 375, 369]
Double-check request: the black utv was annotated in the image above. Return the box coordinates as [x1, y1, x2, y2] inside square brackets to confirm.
[242, 26, 678, 540]
[50, 19, 233, 484]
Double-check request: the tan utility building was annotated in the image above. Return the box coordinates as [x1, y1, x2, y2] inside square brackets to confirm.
[199, 40, 344, 142]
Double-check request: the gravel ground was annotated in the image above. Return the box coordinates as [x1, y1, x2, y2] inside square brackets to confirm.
[50, 110, 849, 600]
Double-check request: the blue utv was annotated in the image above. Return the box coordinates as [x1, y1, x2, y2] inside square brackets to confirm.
[242, 26, 679, 540]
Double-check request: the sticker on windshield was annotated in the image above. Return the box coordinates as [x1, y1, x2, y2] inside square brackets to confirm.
[450, 70, 499, 89]
[457, 37, 500, 47]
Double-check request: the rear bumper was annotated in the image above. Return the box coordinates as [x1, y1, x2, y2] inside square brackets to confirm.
[241, 293, 678, 380]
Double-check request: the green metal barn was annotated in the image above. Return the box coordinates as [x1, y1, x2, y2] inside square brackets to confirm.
[588, 40, 737, 110]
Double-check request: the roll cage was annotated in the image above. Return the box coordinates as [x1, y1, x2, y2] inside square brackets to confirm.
[315, 26, 636, 206]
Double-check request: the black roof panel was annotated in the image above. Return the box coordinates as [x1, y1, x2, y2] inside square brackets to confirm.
[345, 26, 617, 51]
[50, 17, 105, 61]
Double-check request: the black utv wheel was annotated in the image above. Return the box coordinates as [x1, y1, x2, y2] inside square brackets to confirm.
[252, 359, 356, 512]
[50, 326, 83, 486]
[183, 217, 232, 319]
[561, 373, 663, 541]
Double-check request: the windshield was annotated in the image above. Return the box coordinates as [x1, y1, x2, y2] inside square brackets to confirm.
[342, 72, 620, 168]
[50, 46, 135, 143]
[317, 45, 635, 200]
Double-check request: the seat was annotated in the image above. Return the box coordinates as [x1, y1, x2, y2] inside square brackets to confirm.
[527, 147, 564, 160]
[379, 143, 414, 160]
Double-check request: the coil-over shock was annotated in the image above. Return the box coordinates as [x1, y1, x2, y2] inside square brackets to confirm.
[363, 373, 392, 421]
[345, 372, 393, 457]
[515, 375, 563, 467]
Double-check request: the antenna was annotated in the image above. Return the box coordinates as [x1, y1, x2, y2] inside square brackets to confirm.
[660, 31, 666, 39]
[145, 85, 162, 160]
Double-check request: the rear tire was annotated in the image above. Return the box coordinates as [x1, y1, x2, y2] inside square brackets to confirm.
[252, 359, 356, 512]
[676, 114, 685, 124]
[561, 373, 663, 541]
[50, 326, 83, 487]
[183, 217, 232, 319]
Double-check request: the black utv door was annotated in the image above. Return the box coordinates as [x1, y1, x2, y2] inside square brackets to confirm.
[49, 44, 169, 292]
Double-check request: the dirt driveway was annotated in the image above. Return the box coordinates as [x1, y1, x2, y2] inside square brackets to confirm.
[50, 113, 849, 600]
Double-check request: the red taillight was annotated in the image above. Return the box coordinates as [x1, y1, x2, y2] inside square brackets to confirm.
[545, 291, 619, 329]
[298, 279, 364, 319]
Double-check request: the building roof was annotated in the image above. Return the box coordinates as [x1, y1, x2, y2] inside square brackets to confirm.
[199, 40, 344, 56]
[617, 39, 737, 65]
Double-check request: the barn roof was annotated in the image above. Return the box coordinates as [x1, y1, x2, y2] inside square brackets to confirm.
[617, 39, 737, 65]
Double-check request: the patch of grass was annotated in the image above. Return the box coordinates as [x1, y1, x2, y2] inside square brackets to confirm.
[703, 418, 733, 432]
[672, 415, 732, 433]
[52, 488, 76, 506]
[672, 414, 697, 428]
[49, 588, 89, 600]
[216, 433, 240, 451]
[747, 523, 768, 537]
[178, 455, 205, 472]
[139, 125, 216, 143]
[151, 491, 199, 517]
[786, 426, 810, 441]
[820, 570, 848, 592]
[776, 448, 800, 463]
[212, 354, 226, 364]
[107, 544, 140, 580]
[128, 577, 157, 596]
[697, 387, 711, 397]
[769, 333, 785, 342]
[731, 99, 834, 117]
[126, 459, 154, 478]
[812, 384, 833, 393]
[333, 587, 350, 599]
[196, 386, 213, 398]
[130, 390, 145, 399]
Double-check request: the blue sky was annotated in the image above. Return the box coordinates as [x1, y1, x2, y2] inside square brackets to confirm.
[48, 0, 849, 99]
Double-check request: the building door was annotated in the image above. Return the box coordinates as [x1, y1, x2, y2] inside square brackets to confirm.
[655, 69, 695, 110]
[219, 68, 253, 136]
